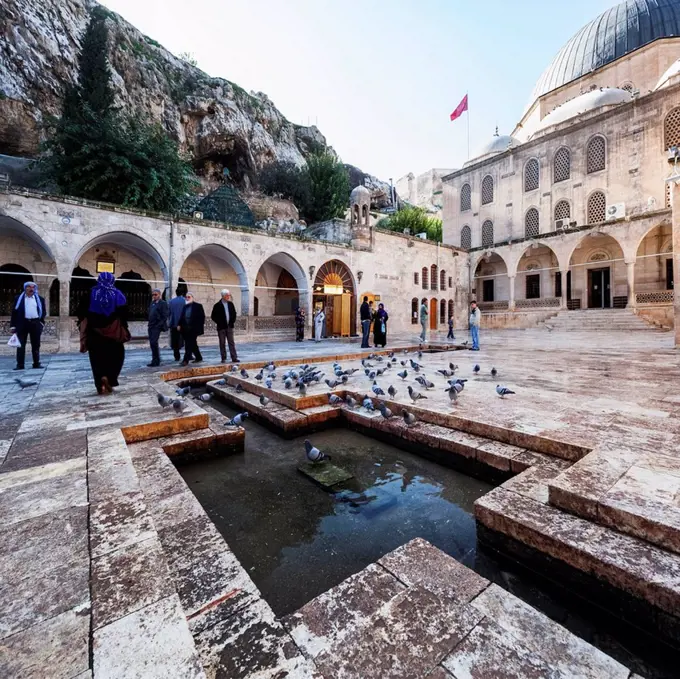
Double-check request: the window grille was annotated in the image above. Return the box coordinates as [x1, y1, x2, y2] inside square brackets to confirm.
[587, 192, 606, 223]
[664, 107, 680, 150]
[460, 184, 471, 211]
[587, 136, 606, 173]
[481, 175, 494, 205]
[461, 225, 471, 249]
[481, 220, 494, 248]
[524, 159, 539, 192]
[554, 200, 571, 221]
[553, 147, 571, 183]
[525, 208, 539, 237]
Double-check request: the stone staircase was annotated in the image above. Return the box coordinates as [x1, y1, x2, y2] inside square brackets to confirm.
[541, 308, 665, 332]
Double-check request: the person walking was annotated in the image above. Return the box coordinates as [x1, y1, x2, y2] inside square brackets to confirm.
[419, 299, 429, 342]
[147, 288, 169, 367]
[177, 292, 205, 366]
[373, 303, 389, 348]
[447, 315, 455, 341]
[469, 300, 481, 351]
[211, 289, 239, 363]
[169, 287, 186, 362]
[314, 307, 325, 343]
[10, 281, 46, 371]
[295, 307, 305, 342]
[360, 296, 371, 348]
[77, 272, 129, 395]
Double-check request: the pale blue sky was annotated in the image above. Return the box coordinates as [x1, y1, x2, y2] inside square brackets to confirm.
[100, 0, 615, 180]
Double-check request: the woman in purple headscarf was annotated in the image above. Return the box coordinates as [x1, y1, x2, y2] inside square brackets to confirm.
[77, 272, 130, 394]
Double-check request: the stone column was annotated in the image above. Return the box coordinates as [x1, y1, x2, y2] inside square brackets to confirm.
[508, 275, 516, 311]
[560, 268, 569, 309]
[58, 278, 71, 353]
[626, 260, 636, 308]
[670, 176, 680, 348]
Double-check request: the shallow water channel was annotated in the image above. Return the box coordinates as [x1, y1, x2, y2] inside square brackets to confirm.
[179, 401, 676, 678]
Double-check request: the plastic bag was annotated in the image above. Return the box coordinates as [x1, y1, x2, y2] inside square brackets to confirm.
[7, 333, 21, 348]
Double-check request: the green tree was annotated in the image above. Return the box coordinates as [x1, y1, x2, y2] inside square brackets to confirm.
[377, 206, 443, 242]
[304, 152, 350, 223]
[41, 7, 197, 213]
[258, 160, 312, 214]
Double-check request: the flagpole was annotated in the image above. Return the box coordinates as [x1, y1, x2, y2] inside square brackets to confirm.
[466, 105, 470, 160]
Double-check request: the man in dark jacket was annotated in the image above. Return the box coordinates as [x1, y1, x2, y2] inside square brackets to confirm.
[210, 289, 239, 363]
[147, 288, 169, 367]
[360, 296, 371, 348]
[10, 281, 46, 370]
[177, 292, 205, 366]
[168, 287, 186, 361]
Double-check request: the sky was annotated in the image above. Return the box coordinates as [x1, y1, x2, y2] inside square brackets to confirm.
[99, 0, 616, 181]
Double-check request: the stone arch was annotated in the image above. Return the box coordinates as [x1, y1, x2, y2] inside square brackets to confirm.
[472, 252, 509, 306]
[255, 252, 309, 319]
[513, 242, 561, 302]
[313, 259, 357, 337]
[634, 222, 673, 295]
[178, 243, 249, 315]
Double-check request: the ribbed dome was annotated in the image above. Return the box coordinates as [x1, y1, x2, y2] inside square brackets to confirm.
[529, 0, 680, 106]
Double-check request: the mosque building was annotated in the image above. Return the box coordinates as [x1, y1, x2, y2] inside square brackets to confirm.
[442, 0, 680, 329]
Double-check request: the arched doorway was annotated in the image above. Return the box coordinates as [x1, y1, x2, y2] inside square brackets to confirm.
[116, 271, 152, 320]
[0, 264, 32, 315]
[515, 242, 560, 307]
[313, 260, 356, 337]
[69, 266, 96, 315]
[473, 253, 509, 309]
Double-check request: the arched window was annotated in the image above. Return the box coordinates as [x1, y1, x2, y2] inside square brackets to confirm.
[440, 299, 446, 324]
[525, 208, 540, 238]
[440, 269, 447, 291]
[414, 271, 419, 286]
[481, 175, 494, 205]
[524, 158, 539, 192]
[460, 184, 471, 212]
[430, 264, 438, 291]
[620, 82, 634, 93]
[448, 300, 454, 322]
[587, 135, 606, 173]
[411, 297, 418, 324]
[422, 267, 428, 290]
[554, 200, 571, 222]
[587, 191, 606, 223]
[460, 225, 472, 249]
[665, 107, 680, 150]
[553, 147, 571, 183]
[482, 220, 494, 248]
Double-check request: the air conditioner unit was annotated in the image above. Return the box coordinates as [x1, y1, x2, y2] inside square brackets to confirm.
[193, 211, 204, 220]
[606, 203, 625, 220]
[555, 219, 567, 230]
[416, 232, 427, 239]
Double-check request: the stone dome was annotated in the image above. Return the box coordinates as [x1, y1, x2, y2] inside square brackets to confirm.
[464, 134, 520, 166]
[350, 185, 371, 203]
[655, 57, 680, 89]
[529, 0, 680, 107]
[533, 87, 633, 134]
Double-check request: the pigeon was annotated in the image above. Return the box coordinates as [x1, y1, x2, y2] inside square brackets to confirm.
[388, 351, 395, 358]
[298, 382, 307, 396]
[175, 386, 191, 397]
[415, 375, 428, 387]
[214, 379, 226, 386]
[400, 360, 407, 367]
[328, 394, 344, 406]
[490, 367, 498, 378]
[372, 382, 385, 396]
[462, 340, 469, 346]
[445, 386, 459, 405]
[412, 363, 421, 374]
[437, 369, 454, 378]
[368, 371, 377, 380]
[402, 410, 418, 427]
[422, 378, 435, 390]
[265, 362, 276, 372]
[341, 375, 349, 384]
[409, 359, 420, 370]
[325, 378, 340, 389]
[194, 393, 212, 402]
[448, 378, 467, 391]
[408, 385, 427, 402]
[449, 363, 459, 373]
[14, 377, 37, 389]
[284, 378, 293, 389]
[545, 324, 554, 333]
[362, 397, 375, 411]
[259, 394, 271, 407]
[345, 395, 358, 409]
[157, 393, 174, 408]
[240, 369, 250, 379]
[397, 370, 408, 380]
[378, 402, 393, 419]
[230, 365, 239, 372]
[226, 412, 248, 427]
[473, 364, 481, 375]
[391, 357, 397, 363]
[388, 385, 397, 399]
[305, 439, 331, 463]
[496, 385, 516, 398]
[235, 383, 244, 394]
[255, 372, 264, 382]
[418, 351, 423, 360]
[375, 356, 384, 363]
[173, 399, 188, 414]
[264, 378, 273, 389]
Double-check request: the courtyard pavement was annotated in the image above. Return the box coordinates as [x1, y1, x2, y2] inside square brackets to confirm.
[0, 326, 677, 677]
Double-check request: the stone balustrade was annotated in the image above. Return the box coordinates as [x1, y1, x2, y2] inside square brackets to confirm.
[635, 290, 674, 305]
[515, 297, 561, 309]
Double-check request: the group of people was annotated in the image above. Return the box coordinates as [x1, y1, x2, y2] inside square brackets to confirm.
[9, 273, 482, 395]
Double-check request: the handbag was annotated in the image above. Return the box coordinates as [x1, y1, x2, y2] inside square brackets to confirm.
[95, 318, 131, 344]
[7, 333, 21, 348]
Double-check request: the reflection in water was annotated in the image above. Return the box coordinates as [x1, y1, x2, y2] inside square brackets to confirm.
[179, 412, 491, 616]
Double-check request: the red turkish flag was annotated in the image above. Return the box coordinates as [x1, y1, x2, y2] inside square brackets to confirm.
[450, 94, 468, 122]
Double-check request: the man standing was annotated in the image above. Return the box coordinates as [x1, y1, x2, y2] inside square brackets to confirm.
[211, 289, 239, 363]
[360, 296, 371, 348]
[419, 299, 429, 342]
[147, 288, 169, 367]
[469, 300, 481, 351]
[169, 287, 186, 362]
[10, 281, 46, 371]
[178, 293, 205, 366]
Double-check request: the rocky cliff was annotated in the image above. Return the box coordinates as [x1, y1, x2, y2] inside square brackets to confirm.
[0, 0, 328, 184]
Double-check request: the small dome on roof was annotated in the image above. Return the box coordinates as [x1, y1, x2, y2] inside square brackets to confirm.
[656, 58, 680, 90]
[464, 134, 520, 166]
[350, 185, 371, 202]
[533, 87, 632, 134]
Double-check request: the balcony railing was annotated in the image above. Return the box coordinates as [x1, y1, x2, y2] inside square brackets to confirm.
[478, 301, 509, 311]
[515, 297, 560, 309]
[635, 290, 673, 305]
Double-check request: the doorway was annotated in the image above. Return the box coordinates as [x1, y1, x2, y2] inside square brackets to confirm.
[667, 259, 674, 290]
[588, 267, 611, 308]
[429, 298, 437, 330]
[525, 274, 540, 299]
[482, 279, 494, 302]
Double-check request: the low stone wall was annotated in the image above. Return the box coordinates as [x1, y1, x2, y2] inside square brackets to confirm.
[481, 309, 559, 329]
[635, 305, 674, 329]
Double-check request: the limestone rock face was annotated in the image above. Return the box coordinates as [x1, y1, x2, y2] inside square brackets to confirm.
[0, 0, 328, 182]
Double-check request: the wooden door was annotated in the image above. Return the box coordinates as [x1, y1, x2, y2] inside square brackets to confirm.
[429, 298, 437, 330]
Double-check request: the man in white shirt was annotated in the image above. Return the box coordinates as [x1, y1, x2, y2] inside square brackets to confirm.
[10, 281, 47, 370]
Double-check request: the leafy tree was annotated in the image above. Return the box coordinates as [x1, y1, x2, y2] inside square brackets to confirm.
[377, 206, 443, 242]
[258, 160, 312, 214]
[40, 6, 197, 213]
[305, 152, 350, 223]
